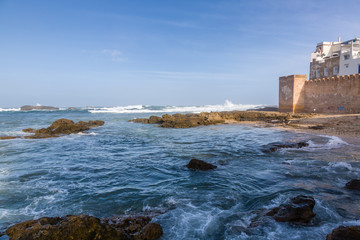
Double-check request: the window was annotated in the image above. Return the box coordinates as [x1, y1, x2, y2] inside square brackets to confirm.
[324, 68, 329, 77]
[358, 65, 360, 74]
[344, 54, 350, 60]
[316, 69, 320, 78]
[345, 64, 349, 68]
[333, 66, 338, 75]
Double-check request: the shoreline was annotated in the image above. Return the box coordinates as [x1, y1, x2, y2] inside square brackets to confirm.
[225, 114, 360, 145]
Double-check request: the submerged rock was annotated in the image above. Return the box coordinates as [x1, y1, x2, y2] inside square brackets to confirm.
[186, 159, 217, 170]
[20, 105, 59, 111]
[266, 195, 316, 223]
[0, 119, 104, 140]
[5, 214, 163, 240]
[345, 179, 360, 190]
[262, 141, 309, 153]
[326, 225, 360, 240]
[0, 136, 19, 140]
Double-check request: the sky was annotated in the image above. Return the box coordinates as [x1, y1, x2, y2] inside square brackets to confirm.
[1, 0, 359, 108]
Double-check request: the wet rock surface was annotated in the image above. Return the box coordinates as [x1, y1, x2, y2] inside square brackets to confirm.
[20, 105, 59, 111]
[186, 159, 217, 170]
[4, 214, 163, 240]
[345, 179, 360, 190]
[326, 225, 360, 240]
[262, 141, 309, 153]
[266, 195, 316, 223]
[130, 111, 315, 128]
[0, 119, 104, 140]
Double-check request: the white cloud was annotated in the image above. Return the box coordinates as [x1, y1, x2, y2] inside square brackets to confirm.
[102, 49, 127, 62]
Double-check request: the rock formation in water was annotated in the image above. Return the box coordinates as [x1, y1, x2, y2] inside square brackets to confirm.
[345, 179, 360, 190]
[186, 159, 217, 170]
[20, 105, 59, 111]
[266, 195, 316, 223]
[326, 225, 360, 240]
[130, 111, 315, 128]
[261, 141, 309, 153]
[4, 214, 163, 240]
[0, 119, 104, 140]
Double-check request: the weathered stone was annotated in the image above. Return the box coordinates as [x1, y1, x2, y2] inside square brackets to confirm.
[262, 141, 309, 153]
[326, 225, 360, 240]
[5, 215, 128, 240]
[345, 179, 360, 190]
[129, 111, 313, 129]
[20, 105, 59, 111]
[134, 223, 163, 240]
[266, 195, 316, 223]
[5, 215, 163, 240]
[186, 159, 217, 170]
[22, 128, 36, 133]
[1, 119, 104, 140]
[0, 136, 19, 140]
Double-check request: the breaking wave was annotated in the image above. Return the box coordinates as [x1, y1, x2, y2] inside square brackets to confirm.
[0, 108, 20, 112]
[88, 100, 262, 114]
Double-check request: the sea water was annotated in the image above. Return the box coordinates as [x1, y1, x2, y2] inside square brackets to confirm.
[0, 105, 360, 239]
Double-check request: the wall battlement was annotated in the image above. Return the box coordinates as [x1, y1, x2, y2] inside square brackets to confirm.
[279, 73, 360, 113]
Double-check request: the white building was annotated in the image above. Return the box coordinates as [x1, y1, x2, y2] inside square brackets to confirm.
[309, 38, 360, 80]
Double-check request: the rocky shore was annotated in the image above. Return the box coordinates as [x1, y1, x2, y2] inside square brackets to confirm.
[130, 111, 316, 128]
[2, 214, 163, 240]
[0, 118, 104, 140]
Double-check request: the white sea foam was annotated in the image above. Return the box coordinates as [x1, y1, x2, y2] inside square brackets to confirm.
[305, 136, 348, 151]
[89, 100, 263, 114]
[0, 108, 20, 112]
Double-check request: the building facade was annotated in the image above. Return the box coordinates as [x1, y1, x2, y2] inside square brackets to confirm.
[309, 38, 360, 80]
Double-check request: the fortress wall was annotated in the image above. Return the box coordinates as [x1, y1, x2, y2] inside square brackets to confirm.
[303, 74, 360, 113]
[279, 75, 306, 113]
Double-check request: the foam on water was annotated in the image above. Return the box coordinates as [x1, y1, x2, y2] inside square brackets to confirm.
[0, 108, 20, 112]
[88, 100, 262, 114]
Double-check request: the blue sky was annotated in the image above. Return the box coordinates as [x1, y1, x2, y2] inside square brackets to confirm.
[1, 0, 359, 107]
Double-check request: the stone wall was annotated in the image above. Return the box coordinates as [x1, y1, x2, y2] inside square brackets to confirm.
[309, 56, 339, 80]
[279, 74, 360, 113]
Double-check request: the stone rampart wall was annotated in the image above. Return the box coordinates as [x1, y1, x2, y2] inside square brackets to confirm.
[279, 74, 360, 113]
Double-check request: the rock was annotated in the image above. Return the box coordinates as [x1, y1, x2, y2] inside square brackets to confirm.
[22, 128, 36, 133]
[0, 136, 19, 140]
[186, 159, 217, 170]
[1, 119, 104, 140]
[266, 195, 316, 223]
[326, 225, 360, 240]
[345, 179, 360, 190]
[134, 223, 163, 240]
[67, 107, 78, 110]
[129, 111, 315, 128]
[5, 215, 128, 240]
[5, 215, 163, 240]
[20, 105, 59, 111]
[262, 141, 309, 153]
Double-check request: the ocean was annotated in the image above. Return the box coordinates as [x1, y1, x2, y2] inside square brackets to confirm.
[0, 103, 360, 239]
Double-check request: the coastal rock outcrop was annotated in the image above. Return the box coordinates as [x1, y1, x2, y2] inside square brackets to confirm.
[0, 119, 104, 140]
[186, 159, 217, 170]
[262, 141, 309, 153]
[345, 179, 360, 190]
[266, 195, 316, 223]
[130, 111, 315, 128]
[5, 215, 163, 240]
[326, 225, 360, 240]
[20, 105, 59, 111]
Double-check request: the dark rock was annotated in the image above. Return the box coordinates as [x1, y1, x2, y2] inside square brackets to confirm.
[345, 179, 360, 190]
[5, 215, 163, 240]
[308, 125, 324, 130]
[326, 225, 360, 240]
[247, 106, 279, 112]
[20, 105, 59, 111]
[262, 141, 309, 153]
[186, 159, 217, 170]
[266, 195, 316, 223]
